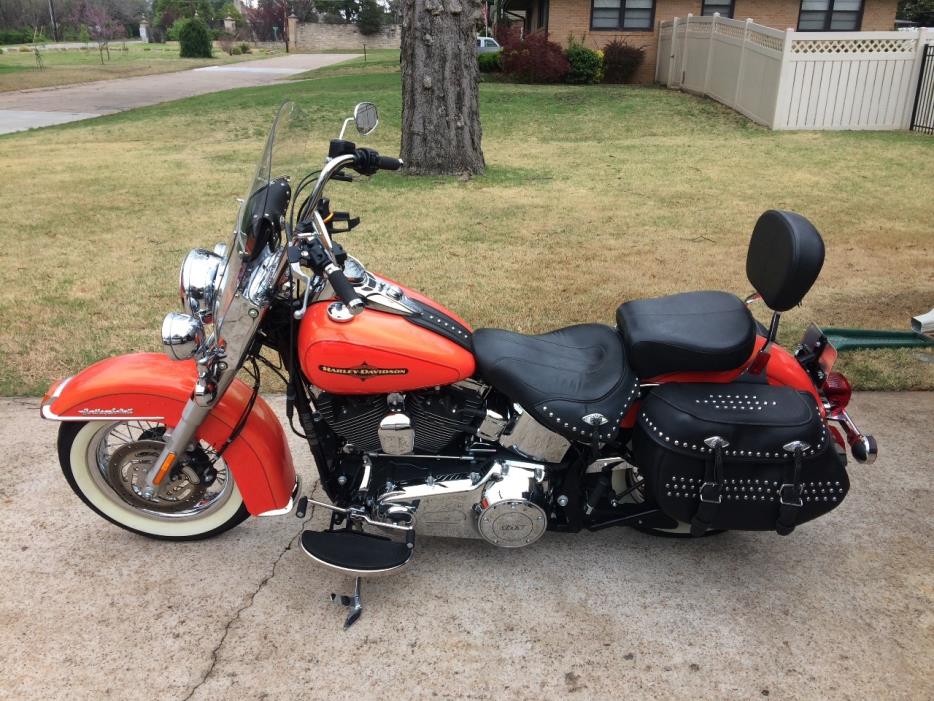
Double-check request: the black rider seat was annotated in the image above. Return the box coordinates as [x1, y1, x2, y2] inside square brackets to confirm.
[616, 291, 756, 379]
[472, 324, 639, 444]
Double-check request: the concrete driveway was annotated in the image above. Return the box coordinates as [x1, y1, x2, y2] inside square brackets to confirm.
[0, 53, 356, 135]
[0, 393, 931, 700]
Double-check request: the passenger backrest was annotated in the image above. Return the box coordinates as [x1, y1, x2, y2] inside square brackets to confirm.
[746, 210, 825, 312]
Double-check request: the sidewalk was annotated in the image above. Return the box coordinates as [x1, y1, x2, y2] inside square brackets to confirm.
[0, 392, 931, 699]
[0, 53, 356, 134]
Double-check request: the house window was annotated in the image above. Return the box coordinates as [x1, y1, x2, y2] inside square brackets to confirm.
[701, 1, 735, 18]
[591, 0, 656, 31]
[798, 0, 864, 31]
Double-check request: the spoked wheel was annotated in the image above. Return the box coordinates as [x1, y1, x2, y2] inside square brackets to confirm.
[616, 465, 726, 539]
[58, 421, 249, 540]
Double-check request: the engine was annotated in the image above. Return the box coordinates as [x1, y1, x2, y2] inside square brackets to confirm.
[378, 458, 550, 548]
[317, 383, 552, 548]
[316, 382, 486, 455]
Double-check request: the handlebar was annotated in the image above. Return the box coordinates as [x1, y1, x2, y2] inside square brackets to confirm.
[352, 148, 404, 176]
[324, 263, 365, 315]
[377, 155, 403, 171]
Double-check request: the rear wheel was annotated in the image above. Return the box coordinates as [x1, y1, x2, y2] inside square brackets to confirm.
[58, 421, 249, 540]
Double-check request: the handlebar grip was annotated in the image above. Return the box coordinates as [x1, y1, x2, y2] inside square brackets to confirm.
[378, 155, 403, 171]
[325, 264, 364, 315]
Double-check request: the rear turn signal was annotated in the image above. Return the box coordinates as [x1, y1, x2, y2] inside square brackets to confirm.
[824, 371, 852, 413]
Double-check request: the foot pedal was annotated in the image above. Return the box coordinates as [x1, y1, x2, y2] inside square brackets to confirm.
[300, 528, 414, 576]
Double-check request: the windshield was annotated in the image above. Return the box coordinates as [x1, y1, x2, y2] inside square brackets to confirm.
[234, 101, 311, 256]
[214, 101, 312, 340]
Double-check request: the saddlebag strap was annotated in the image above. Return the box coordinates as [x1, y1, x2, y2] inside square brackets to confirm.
[690, 437, 727, 537]
[776, 442, 808, 536]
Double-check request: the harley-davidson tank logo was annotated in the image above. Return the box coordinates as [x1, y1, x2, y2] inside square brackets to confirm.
[319, 362, 408, 382]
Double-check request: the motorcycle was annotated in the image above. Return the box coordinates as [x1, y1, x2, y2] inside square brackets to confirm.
[42, 101, 878, 628]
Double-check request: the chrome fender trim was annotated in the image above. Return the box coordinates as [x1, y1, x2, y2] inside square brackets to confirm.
[256, 476, 302, 517]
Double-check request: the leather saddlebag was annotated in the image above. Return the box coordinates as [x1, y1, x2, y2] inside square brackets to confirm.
[633, 383, 848, 536]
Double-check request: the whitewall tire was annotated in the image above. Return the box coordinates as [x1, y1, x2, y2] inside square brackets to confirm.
[58, 421, 250, 540]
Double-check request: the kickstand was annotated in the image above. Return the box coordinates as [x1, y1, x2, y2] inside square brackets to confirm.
[330, 577, 363, 629]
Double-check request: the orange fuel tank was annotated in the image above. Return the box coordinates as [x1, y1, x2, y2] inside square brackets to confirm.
[298, 287, 476, 395]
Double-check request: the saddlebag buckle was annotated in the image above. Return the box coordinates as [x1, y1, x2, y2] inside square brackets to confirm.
[778, 483, 803, 508]
[698, 481, 723, 504]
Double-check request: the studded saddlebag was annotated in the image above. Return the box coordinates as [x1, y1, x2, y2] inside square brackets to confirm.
[633, 383, 848, 536]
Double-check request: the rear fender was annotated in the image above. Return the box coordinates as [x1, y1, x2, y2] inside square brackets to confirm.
[41, 353, 296, 515]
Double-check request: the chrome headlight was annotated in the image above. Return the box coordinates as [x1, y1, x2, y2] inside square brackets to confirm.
[179, 248, 223, 323]
[161, 312, 205, 361]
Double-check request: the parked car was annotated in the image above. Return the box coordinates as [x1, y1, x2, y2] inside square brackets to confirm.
[476, 36, 501, 53]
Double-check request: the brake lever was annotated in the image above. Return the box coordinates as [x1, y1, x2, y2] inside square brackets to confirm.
[290, 260, 314, 320]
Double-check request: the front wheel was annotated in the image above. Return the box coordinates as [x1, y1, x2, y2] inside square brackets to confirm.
[58, 421, 249, 540]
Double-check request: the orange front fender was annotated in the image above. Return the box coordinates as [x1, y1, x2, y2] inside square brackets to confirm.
[41, 353, 296, 516]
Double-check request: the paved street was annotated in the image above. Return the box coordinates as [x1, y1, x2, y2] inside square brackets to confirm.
[0, 392, 930, 699]
[0, 53, 356, 134]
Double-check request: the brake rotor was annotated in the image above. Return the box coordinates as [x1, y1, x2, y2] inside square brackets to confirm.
[106, 440, 208, 513]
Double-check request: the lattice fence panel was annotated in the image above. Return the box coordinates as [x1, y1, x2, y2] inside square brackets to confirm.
[791, 38, 917, 54]
[748, 30, 784, 52]
[714, 22, 745, 40]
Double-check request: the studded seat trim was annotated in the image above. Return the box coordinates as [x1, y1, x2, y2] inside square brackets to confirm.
[472, 324, 639, 443]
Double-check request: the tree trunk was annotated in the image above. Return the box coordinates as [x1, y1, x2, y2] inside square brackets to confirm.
[400, 0, 485, 176]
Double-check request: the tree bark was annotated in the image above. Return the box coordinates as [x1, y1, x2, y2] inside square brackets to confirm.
[400, 0, 485, 176]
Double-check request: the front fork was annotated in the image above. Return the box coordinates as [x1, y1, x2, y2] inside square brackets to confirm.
[144, 355, 230, 496]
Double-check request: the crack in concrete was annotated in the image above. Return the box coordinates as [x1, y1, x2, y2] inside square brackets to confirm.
[180, 482, 319, 701]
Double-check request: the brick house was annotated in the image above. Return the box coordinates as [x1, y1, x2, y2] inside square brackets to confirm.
[503, 0, 900, 82]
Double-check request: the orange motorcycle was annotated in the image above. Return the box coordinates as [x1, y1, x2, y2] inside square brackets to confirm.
[41, 102, 877, 628]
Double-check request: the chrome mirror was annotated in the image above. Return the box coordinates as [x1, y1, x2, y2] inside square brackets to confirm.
[353, 102, 379, 136]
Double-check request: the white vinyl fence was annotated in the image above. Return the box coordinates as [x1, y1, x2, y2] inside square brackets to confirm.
[656, 15, 934, 130]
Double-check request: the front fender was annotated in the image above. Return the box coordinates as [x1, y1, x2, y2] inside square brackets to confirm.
[41, 353, 296, 516]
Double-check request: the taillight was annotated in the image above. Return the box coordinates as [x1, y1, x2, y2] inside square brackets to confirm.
[824, 371, 852, 413]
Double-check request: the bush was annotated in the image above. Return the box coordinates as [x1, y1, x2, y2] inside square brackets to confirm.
[166, 20, 181, 42]
[177, 17, 212, 58]
[602, 39, 645, 84]
[565, 41, 603, 84]
[0, 28, 33, 45]
[478, 51, 501, 73]
[239, 42, 251, 54]
[501, 32, 569, 84]
[230, 46, 242, 55]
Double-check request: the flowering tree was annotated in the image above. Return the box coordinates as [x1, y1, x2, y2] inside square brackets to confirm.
[70, 1, 125, 64]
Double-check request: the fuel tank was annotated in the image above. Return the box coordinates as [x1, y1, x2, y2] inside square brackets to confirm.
[298, 283, 475, 394]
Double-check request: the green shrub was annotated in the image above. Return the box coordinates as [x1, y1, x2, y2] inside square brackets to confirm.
[0, 28, 39, 45]
[565, 42, 603, 84]
[230, 46, 242, 55]
[478, 51, 501, 73]
[602, 39, 645, 84]
[239, 42, 251, 53]
[177, 17, 212, 58]
[166, 20, 181, 42]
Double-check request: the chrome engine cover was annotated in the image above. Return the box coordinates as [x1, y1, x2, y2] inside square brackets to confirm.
[378, 413, 415, 455]
[499, 406, 570, 463]
[477, 461, 547, 547]
[377, 459, 548, 546]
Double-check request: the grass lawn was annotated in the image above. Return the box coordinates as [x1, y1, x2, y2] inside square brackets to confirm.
[0, 52, 931, 395]
[0, 42, 285, 92]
